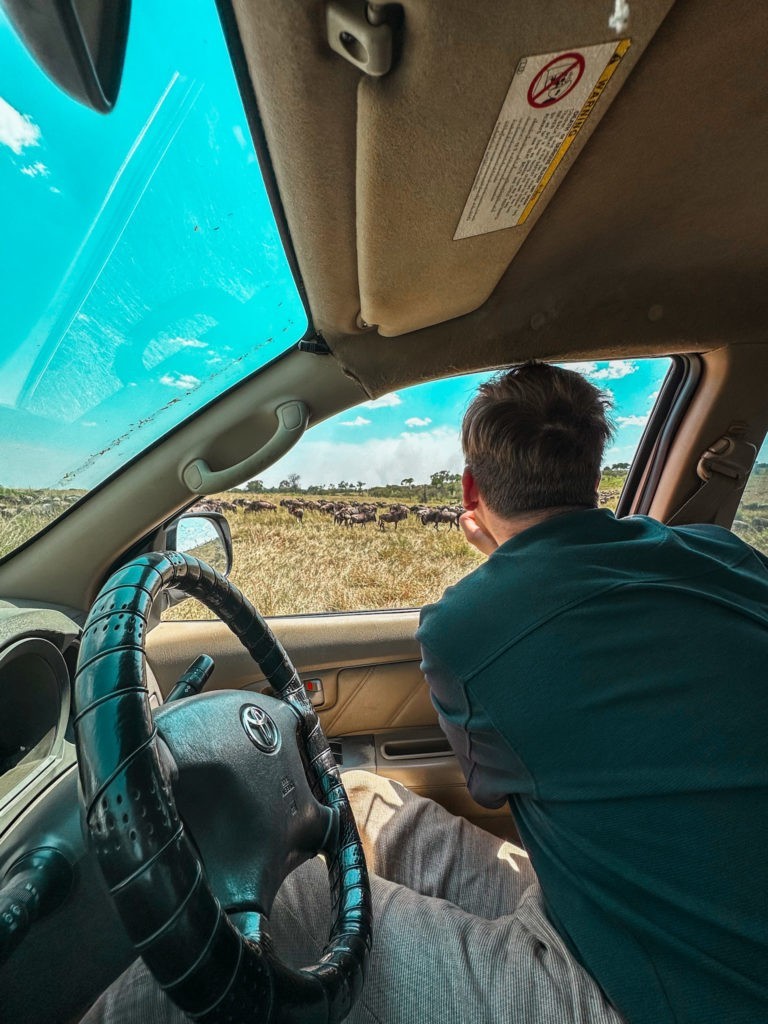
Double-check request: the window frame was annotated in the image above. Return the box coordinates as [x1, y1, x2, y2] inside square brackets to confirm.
[617, 355, 702, 518]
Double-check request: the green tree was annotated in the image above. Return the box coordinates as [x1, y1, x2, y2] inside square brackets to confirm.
[430, 470, 461, 497]
[246, 478, 264, 493]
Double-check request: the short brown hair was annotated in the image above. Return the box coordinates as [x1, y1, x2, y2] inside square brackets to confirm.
[462, 362, 613, 517]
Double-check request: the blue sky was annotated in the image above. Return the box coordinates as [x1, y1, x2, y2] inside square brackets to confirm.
[261, 357, 672, 488]
[1, 3, 671, 495]
[0, 1, 305, 490]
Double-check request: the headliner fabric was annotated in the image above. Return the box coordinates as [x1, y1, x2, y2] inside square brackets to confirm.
[233, 1, 768, 397]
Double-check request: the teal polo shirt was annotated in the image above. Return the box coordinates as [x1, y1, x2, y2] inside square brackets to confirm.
[417, 509, 768, 1024]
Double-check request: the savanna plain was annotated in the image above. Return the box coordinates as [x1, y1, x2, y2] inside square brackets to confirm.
[3, 469, 767, 621]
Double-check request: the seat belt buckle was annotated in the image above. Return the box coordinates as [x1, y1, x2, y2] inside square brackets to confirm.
[696, 435, 755, 486]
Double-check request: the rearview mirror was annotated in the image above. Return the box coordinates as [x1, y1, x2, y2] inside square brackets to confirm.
[2, 0, 131, 113]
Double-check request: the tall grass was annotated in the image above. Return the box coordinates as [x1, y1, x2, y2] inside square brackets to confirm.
[167, 496, 484, 619]
[13, 469, 753, 626]
[0, 489, 85, 560]
[166, 482, 628, 620]
[732, 469, 768, 554]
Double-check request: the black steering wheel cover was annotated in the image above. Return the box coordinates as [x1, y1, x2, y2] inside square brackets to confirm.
[74, 552, 371, 1022]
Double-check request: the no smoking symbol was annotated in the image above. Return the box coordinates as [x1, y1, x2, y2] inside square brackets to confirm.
[527, 53, 586, 108]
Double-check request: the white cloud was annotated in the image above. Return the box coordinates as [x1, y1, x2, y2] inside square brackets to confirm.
[405, 416, 432, 428]
[174, 336, 207, 349]
[261, 426, 462, 488]
[563, 361, 599, 376]
[0, 97, 41, 154]
[616, 414, 649, 428]
[591, 360, 638, 381]
[49, 185, 61, 195]
[20, 161, 48, 178]
[159, 373, 200, 390]
[361, 392, 402, 409]
[561, 360, 638, 381]
[143, 336, 208, 370]
[339, 416, 371, 427]
[604, 443, 638, 465]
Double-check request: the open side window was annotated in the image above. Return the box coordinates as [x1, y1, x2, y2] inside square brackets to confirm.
[162, 357, 671, 621]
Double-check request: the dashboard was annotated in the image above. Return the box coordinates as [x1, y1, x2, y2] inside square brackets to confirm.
[0, 636, 71, 805]
[0, 604, 81, 824]
[0, 604, 137, 1023]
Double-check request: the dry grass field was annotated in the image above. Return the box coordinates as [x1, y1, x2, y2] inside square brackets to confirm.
[13, 468, 767, 624]
[167, 493, 485, 619]
[732, 468, 768, 555]
[0, 489, 85, 560]
[167, 478, 628, 620]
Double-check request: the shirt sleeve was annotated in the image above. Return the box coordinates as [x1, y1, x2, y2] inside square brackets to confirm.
[419, 642, 534, 809]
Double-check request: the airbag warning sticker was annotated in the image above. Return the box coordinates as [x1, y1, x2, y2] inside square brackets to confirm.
[454, 40, 630, 240]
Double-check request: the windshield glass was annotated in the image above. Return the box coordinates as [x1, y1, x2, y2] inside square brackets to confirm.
[0, 2, 307, 559]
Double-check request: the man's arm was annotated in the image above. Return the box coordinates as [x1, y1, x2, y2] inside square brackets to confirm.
[419, 642, 534, 809]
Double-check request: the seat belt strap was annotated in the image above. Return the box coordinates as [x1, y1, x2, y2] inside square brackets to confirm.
[667, 433, 756, 527]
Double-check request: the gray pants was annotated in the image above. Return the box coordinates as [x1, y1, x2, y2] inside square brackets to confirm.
[82, 771, 625, 1024]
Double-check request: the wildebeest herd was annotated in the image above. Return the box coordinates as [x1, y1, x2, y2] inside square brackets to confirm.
[192, 496, 465, 531]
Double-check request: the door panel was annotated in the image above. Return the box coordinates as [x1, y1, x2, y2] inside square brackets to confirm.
[146, 611, 516, 836]
[319, 662, 434, 735]
[146, 610, 422, 693]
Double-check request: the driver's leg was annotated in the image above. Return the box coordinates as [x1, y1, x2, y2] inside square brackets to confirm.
[342, 769, 536, 918]
[81, 957, 185, 1024]
[268, 775, 626, 1023]
[268, 858, 626, 1024]
[83, 862, 625, 1024]
[82, 781, 623, 1024]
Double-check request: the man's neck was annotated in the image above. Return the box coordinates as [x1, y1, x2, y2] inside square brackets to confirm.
[483, 504, 594, 547]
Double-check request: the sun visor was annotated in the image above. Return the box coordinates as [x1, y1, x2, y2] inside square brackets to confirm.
[356, 0, 675, 336]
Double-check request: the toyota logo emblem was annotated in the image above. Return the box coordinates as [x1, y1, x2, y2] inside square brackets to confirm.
[241, 705, 280, 753]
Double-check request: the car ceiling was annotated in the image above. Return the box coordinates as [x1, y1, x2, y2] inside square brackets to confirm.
[230, 0, 768, 398]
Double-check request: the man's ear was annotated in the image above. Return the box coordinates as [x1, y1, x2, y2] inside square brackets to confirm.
[462, 467, 479, 510]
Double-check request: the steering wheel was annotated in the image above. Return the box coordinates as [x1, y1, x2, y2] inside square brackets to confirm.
[73, 552, 372, 1022]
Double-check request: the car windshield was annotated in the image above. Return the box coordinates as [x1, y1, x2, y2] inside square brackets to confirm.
[0, 1, 307, 560]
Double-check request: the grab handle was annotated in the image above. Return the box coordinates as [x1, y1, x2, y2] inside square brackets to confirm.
[181, 400, 309, 494]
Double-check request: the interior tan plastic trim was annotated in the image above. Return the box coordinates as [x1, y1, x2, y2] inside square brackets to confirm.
[649, 345, 768, 524]
[145, 610, 422, 697]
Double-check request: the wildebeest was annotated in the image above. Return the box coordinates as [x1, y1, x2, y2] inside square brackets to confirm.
[333, 504, 375, 527]
[287, 505, 304, 524]
[346, 509, 377, 527]
[379, 508, 408, 531]
[418, 507, 461, 530]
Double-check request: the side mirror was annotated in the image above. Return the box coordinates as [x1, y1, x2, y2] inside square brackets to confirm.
[2, 0, 131, 113]
[156, 510, 233, 613]
[165, 511, 233, 578]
